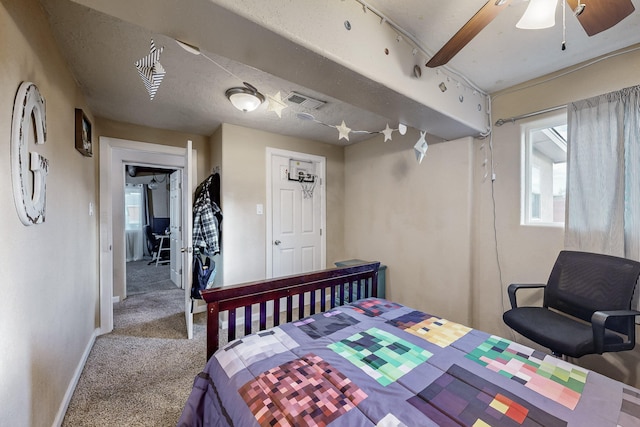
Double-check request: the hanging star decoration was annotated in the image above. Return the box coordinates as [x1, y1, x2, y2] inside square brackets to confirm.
[381, 123, 394, 142]
[336, 120, 352, 141]
[266, 92, 287, 118]
[414, 131, 428, 164]
[293, 112, 411, 145]
[377, 122, 407, 142]
[135, 39, 165, 100]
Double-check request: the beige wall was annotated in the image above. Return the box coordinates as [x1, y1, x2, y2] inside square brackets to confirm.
[218, 123, 345, 285]
[344, 131, 474, 324]
[0, 0, 98, 425]
[210, 125, 223, 172]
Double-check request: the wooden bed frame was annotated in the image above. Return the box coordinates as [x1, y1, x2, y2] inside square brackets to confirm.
[200, 262, 380, 359]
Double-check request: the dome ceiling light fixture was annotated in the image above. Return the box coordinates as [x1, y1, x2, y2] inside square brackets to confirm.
[148, 175, 159, 190]
[225, 82, 265, 112]
[148, 173, 167, 190]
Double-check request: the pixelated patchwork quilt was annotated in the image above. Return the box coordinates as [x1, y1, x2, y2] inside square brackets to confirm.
[180, 298, 640, 427]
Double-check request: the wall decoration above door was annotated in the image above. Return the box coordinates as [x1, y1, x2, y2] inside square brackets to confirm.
[11, 81, 49, 225]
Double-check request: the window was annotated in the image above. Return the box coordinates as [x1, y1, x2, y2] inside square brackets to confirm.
[125, 184, 144, 231]
[521, 114, 567, 226]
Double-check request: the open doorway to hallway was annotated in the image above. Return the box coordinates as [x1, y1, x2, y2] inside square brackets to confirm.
[99, 136, 194, 337]
[124, 164, 178, 296]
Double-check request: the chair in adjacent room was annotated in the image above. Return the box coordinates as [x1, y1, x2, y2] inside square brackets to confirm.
[145, 225, 159, 265]
[145, 225, 169, 266]
[503, 250, 640, 359]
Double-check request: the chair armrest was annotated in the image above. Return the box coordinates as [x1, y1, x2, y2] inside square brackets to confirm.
[592, 310, 640, 354]
[507, 283, 546, 309]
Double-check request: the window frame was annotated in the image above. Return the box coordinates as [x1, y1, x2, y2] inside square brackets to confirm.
[520, 112, 567, 227]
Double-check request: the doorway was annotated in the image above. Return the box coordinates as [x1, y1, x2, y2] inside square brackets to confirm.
[266, 148, 326, 279]
[124, 164, 178, 297]
[99, 137, 194, 336]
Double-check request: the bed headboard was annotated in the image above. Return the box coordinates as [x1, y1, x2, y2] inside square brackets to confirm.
[200, 262, 380, 359]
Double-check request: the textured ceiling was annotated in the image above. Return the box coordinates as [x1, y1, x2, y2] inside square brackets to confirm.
[39, 0, 640, 144]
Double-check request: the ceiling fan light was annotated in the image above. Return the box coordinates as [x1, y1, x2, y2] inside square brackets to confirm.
[516, 0, 559, 29]
[225, 83, 265, 112]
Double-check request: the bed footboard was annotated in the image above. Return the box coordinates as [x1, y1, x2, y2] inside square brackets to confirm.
[200, 262, 380, 359]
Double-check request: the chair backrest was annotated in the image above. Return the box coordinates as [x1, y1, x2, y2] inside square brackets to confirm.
[144, 225, 158, 252]
[544, 250, 640, 334]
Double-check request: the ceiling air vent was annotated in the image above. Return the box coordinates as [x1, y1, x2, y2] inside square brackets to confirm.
[285, 92, 326, 110]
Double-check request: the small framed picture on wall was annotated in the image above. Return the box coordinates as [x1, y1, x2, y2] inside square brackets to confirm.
[75, 108, 92, 157]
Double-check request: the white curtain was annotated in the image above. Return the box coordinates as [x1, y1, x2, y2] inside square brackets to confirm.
[565, 85, 640, 305]
[125, 184, 145, 262]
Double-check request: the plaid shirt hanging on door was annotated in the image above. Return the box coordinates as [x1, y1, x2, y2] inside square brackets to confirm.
[193, 174, 221, 255]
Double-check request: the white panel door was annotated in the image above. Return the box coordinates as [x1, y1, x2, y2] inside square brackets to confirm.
[183, 141, 194, 339]
[169, 171, 182, 287]
[271, 154, 323, 278]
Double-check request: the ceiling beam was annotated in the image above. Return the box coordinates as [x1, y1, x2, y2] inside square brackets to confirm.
[70, 0, 489, 139]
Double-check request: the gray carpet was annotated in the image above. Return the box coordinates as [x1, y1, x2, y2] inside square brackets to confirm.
[63, 261, 285, 425]
[62, 287, 208, 426]
[126, 259, 176, 296]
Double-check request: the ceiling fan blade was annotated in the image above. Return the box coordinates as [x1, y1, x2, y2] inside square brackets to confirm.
[566, 0, 635, 36]
[426, 0, 511, 68]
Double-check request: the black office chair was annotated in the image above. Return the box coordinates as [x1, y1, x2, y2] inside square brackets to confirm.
[145, 225, 160, 265]
[503, 250, 640, 358]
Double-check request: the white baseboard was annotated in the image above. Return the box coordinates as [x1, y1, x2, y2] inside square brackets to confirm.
[112, 296, 120, 303]
[52, 328, 98, 427]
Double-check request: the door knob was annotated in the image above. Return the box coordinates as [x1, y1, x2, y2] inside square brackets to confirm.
[274, 240, 281, 245]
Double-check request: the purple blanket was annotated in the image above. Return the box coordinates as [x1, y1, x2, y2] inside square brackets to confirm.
[179, 298, 640, 426]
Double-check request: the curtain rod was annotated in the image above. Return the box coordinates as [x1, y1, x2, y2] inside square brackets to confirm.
[494, 105, 567, 127]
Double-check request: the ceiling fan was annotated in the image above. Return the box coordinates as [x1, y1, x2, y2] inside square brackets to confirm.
[426, 0, 636, 68]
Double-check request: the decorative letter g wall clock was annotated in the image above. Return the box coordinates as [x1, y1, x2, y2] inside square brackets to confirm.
[11, 82, 49, 225]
